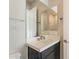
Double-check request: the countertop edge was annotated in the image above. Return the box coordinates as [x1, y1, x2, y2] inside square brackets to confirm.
[39, 40, 60, 52]
[26, 40, 60, 52]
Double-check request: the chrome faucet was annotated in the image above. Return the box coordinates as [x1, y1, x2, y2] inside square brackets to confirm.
[40, 36, 45, 39]
[37, 35, 45, 41]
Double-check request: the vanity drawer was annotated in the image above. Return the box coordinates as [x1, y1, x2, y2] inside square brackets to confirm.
[41, 42, 60, 58]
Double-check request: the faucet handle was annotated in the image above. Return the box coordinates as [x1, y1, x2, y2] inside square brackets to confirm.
[43, 36, 45, 39]
[41, 36, 45, 39]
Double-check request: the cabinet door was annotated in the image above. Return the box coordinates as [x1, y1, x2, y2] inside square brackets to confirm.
[55, 43, 60, 59]
[28, 47, 39, 59]
[43, 51, 56, 59]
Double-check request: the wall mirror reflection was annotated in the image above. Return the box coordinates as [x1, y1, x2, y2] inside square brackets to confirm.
[26, 0, 59, 38]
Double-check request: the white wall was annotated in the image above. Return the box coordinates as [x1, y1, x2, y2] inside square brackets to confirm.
[9, 18, 26, 56]
[9, 0, 28, 59]
[9, 0, 26, 20]
[26, 7, 37, 40]
[9, 19, 28, 59]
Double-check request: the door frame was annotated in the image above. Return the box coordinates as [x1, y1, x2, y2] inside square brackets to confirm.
[58, 0, 69, 59]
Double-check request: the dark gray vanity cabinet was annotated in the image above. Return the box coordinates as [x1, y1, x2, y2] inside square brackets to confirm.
[28, 42, 60, 59]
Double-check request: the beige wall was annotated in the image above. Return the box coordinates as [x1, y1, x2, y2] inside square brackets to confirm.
[57, 0, 63, 59]
[41, 11, 58, 31]
[58, 0, 69, 59]
[49, 14, 58, 30]
[41, 12, 49, 31]
[63, 0, 69, 59]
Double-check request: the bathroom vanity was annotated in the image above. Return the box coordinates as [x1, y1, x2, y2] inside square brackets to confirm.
[28, 42, 60, 59]
[26, 35, 60, 59]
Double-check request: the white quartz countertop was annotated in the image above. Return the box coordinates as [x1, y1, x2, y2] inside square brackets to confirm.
[26, 35, 60, 52]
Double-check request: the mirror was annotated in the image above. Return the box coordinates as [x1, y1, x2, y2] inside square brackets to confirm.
[26, 0, 58, 38]
[37, 0, 58, 36]
[40, 8, 58, 35]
